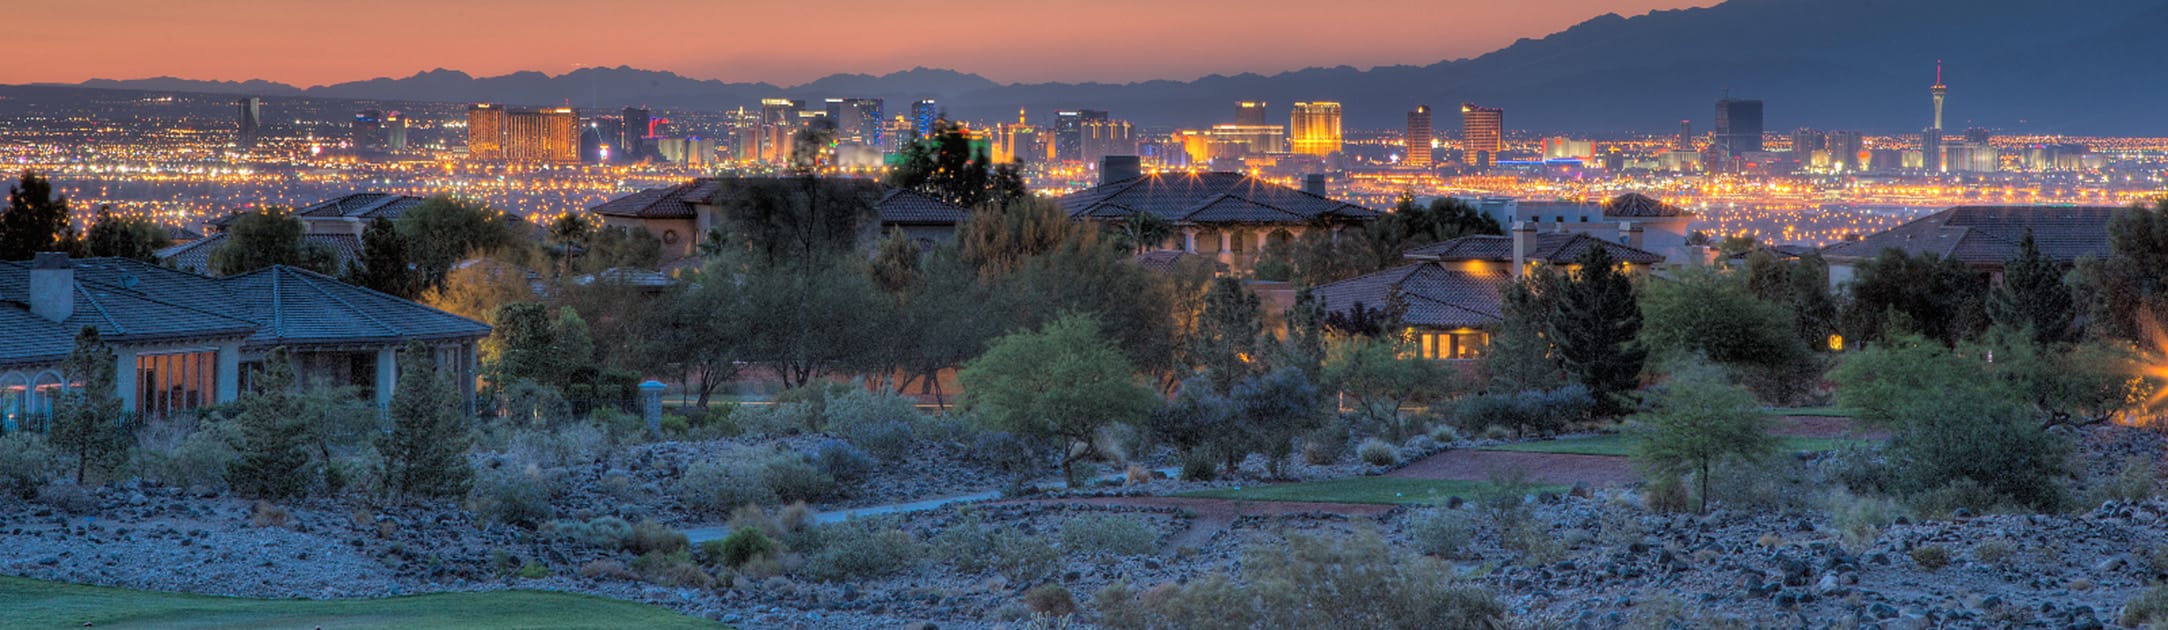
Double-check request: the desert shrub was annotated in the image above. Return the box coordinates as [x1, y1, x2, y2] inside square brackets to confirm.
[629, 519, 688, 555]
[1066, 461, 1103, 488]
[1641, 474, 1692, 514]
[824, 386, 927, 457]
[1357, 437, 1399, 466]
[471, 457, 555, 526]
[35, 482, 97, 513]
[2101, 455, 2158, 503]
[578, 558, 635, 580]
[631, 550, 714, 588]
[1454, 385, 1595, 438]
[801, 520, 920, 582]
[761, 454, 836, 503]
[1906, 477, 2008, 519]
[582, 516, 634, 549]
[1179, 449, 1219, 482]
[841, 420, 915, 462]
[1059, 513, 1159, 556]
[1910, 545, 1951, 571]
[1973, 538, 2016, 566]
[249, 499, 290, 527]
[659, 414, 690, 436]
[1097, 531, 1503, 630]
[1025, 583, 1077, 617]
[502, 379, 574, 429]
[711, 527, 777, 568]
[935, 513, 1060, 582]
[2126, 583, 2168, 628]
[128, 418, 239, 494]
[1408, 508, 1475, 558]
[1825, 442, 1896, 495]
[677, 447, 776, 514]
[969, 430, 1044, 478]
[516, 561, 550, 579]
[0, 432, 58, 499]
[1301, 424, 1346, 465]
[813, 440, 875, 482]
[495, 423, 610, 468]
[731, 402, 814, 437]
[1824, 490, 1900, 552]
[1704, 456, 1814, 513]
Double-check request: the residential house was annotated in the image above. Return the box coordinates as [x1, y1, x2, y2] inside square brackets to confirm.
[157, 192, 431, 274]
[1057, 167, 1379, 273]
[0, 253, 489, 429]
[1457, 192, 1694, 262]
[1818, 205, 2121, 287]
[588, 179, 971, 263]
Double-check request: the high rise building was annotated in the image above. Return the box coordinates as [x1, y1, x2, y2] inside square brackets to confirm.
[236, 97, 262, 149]
[503, 107, 580, 163]
[1921, 128, 1944, 173]
[1289, 101, 1343, 157]
[1791, 128, 1826, 154]
[1713, 98, 1764, 158]
[827, 98, 885, 147]
[1054, 110, 1107, 162]
[1404, 106, 1433, 167]
[1235, 101, 1268, 126]
[352, 109, 384, 152]
[384, 111, 408, 152]
[621, 107, 651, 161]
[758, 99, 804, 164]
[1459, 103, 1503, 165]
[467, 104, 506, 159]
[911, 99, 939, 138]
[1676, 120, 1693, 150]
[1931, 61, 1947, 132]
[1827, 130, 1864, 171]
[1081, 118, 1135, 165]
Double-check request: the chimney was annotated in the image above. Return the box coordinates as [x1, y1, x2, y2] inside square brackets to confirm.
[1302, 173, 1327, 196]
[29, 252, 73, 323]
[1511, 221, 1538, 278]
[1099, 155, 1140, 186]
[1620, 222, 1644, 250]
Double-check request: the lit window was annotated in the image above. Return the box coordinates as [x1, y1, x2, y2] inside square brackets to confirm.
[137, 351, 218, 419]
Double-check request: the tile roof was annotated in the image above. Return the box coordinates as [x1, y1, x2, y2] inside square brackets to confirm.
[1819, 205, 2120, 265]
[154, 233, 362, 276]
[589, 181, 711, 219]
[1603, 192, 1689, 218]
[0, 259, 259, 365]
[219, 266, 492, 346]
[591, 179, 970, 227]
[292, 192, 429, 220]
[1403, 232, 1666, 265]
[1057, 172, 1379, 225]
[1311, 262, 1510, 329]
[876, 188, 971, 225]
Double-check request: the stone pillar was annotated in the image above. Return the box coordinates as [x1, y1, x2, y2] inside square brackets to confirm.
[1217, 230, 1232, 254]
[640, 380, 667, 436]
[1182, 227, 1198, 253]
[114, 348, 137, 414]
[374, 346, 398, 412]
[215, 340, 241, 404]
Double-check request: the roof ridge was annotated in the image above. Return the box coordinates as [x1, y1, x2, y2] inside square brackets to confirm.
[286, 266, 402, 338]
[73, 283, 125, 335]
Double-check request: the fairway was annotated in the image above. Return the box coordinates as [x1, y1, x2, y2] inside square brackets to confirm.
[0, 577, 726, 630]
[1181, 476, 1568, 506]
[1478, 433, 1872, 457]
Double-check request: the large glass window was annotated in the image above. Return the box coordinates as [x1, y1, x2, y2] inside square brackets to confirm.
[0, 372, 25, 431]
[1417, 331, 1491, 360]
[136, 350, 217, 419]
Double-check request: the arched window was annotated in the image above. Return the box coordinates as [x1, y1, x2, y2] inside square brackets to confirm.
[0, 371, 26, 431]
[29, 370, 64, 419]
[1268, 228, 1295, 247]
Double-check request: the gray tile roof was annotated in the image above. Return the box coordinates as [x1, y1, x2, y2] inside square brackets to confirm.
[219, 266, 492, 347]
[1311, 262, 1510, 330]
[1819, 205, 2120, 265]
[593, 178, 970, 228]
[154, 233, 363, 276]
[1603, 193, 1688, 218]
[1058, 172, 1379, 225]
[876, 188, 971, 225]
[0, 259, 259, 366]
[291, 193, 428, 220]
[1403, 232, 1666, 265]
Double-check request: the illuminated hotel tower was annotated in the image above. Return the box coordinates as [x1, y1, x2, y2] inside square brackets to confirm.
[1289, 101, 1342, 156]
[1235, 101, 1268, 126]
[1460, 103, 1503, 165]
[1931, 60, 1947, 131]
[1404, 105, 1433, 167]
[236, 97, 262, 149]
[467, 104, 506, 159]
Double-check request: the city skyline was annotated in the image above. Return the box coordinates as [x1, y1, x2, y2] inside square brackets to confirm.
[8, 0, 1715, 87]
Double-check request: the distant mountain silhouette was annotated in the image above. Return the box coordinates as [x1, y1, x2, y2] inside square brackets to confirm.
[38, 0, 2168, 134]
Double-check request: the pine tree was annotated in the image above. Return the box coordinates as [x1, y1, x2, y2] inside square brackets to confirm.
[83, 206, 171, 261]
[48, 327, 126, 484]
[1991, 230, 2075, 345]
[380, 342, 474, 499]
[346, 216, 419, 298]
[228, 348, 314, 499]
[1548, 245, 1645, 417]
[1190, 277, 1264, 391]
[0, 171, 76, 261]
[1487, 267, 1565, 392]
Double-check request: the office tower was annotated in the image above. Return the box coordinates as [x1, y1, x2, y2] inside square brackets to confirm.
[1404, 106, 1433, 167]
[1677, 120, 1692, 150]
[1964, 127, 1990, 145]
[467, 104, 506, 159]
[384, 111, 407, 152]
[621, 107, 651, 161]
[759, 99, 804, 163]
[1713, 98, 1764, 157]
[911, 99, 939, 138]
[1054, 109, 1106, 162]
[236, 97, 262, 149]
[504, 107, 580, 163]
[1921, 128, 1943, 173]
[352, 109, 384, 151]
[1081, 118, 1134, 165]
[1289, 101, 1343, 157]
[1791, 128, 1826, 154]
[1459, 103, 1503, 165]
[1931, 61, 1947, 132]
[1541, 137, 1593, 160]
[826, 98, 884, 147]
[1235, 101, 1268, 126]
[1827, 130, 1864, 171]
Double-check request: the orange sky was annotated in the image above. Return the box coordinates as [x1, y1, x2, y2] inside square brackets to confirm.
[15, 0, 1716, 86]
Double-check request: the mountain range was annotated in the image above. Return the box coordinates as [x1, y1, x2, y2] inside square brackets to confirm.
[42, 0, 2168, 134]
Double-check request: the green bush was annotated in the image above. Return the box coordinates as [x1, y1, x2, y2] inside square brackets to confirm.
[1058, 513, 1159, 556]
[934, 513, 1059, 582]
[2124, 583, 2168, 628]
[1301, 424, 1347, 465]
[761, 454, 836, 503]
[128, 418, 239, 494]
[631, 550, 714, 588]
[1823, 489, 1900, 552]
[677, 447, 776, 514]
[731, 402, 815, 437]
[1357, 437, 1398, 466]
[1408, 508, 1474, 558]
[710, 527, 776, 568]
[1973, 538, 2016, 566]
[1178, 449, 1219, 482]
[1095, 531, 1503, 630]
[802, 520, 920, 582]
[471, 457, 555, 527]
[1910, 545, 1951, 571]
[823, 386, 927, 460]
[1024, 583, 1077, 617]
[0, 432, 58, 499]
[1906, 477, 2008, 519]
[2101, 455, 2158, 503]
[628, 519, 688, 555]
[813, 440, 875, 482]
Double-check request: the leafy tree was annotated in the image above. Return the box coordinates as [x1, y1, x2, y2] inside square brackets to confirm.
[1255, 195, 1499, 286]
[956, 197, 1080, 276]
[738, 256, 889, 387]
[869, 228, 923, 296]
[420, 257, 539, 324]
[1838, 249, 1988, 346]
[210, 208, 335, 276]
[1323, 335, 1454, 441]
[709, 177, 880, 270]
[1229, 367, 1327, 478]
[1150, 377, 1233, 467]
[1005, 235, 1179, 379]
[640, 264, 746, 407]
[574, 226, 662, 275]
[1638, 267, 1814, 402]
[228, 348, 314, 499]
[396, 195, 524, 291]
[2073, 199, 2168, 342]
[48, 327, 126, 484]
[1549, 245, 1646, 416]
[1486, 267, 1565, 392]
[958, 314, 1158, 485]
[485, 303, 563, 390]
[1990, 230, 2076, 345]
[83, 206, 170, 261]
[346, 216, 419, 298]
[0, 171, 76, 261]
[887, 247, 1004, 402]
[886, 119, 993, 208]
[1188, 277, 1264, 391]
[1630, 364, 1777, 513]
[380, 342, 475, 499]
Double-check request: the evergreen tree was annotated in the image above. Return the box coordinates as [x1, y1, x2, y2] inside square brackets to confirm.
[1273, 288, 1329, 379]
[1838, 249, 1988, 345]
[1228, 367, 1326, 478]
[1189, 277, 1264, 391]
[1486, 267, 1564, 392]
[228, 348, 314, 499]
[486, 302, 558, 389]
[0, 171, 76, 261]
[346, 216, 419, 298]
[380, 342, 474, 499]
[83, 206, 171, 262]
[210, 208, 336, 276]
[1990, 230, 2076, 345]
[1549, 245, 1646, 417]
[869, 228, 924, 296]
[886, 119, 993, 208]
[48, 327, 126, 484]
[395, 195, 523, 291]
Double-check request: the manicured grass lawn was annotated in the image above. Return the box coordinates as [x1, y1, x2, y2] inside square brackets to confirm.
[1478, 433, 1873, 457]
[1766, 406, 1853, 417]
[1180, 477, 1568, 506]
[0, 577, 726, 630]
